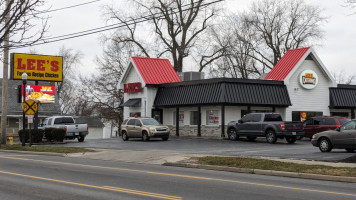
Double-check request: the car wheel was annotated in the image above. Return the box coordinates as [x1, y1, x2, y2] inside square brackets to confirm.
[122, 131, 129, 141]
[318, 138, 332, 152]
[266, 130, 277, 143]
[142, 132, 150, 141]
[247, 136, 256, 141]
[162, 137, 169, 141]
[286, 136, 297, 144]
[227, 128, 239, 141]
[345, 148, 355, 153]
[78, 136, 85, 142]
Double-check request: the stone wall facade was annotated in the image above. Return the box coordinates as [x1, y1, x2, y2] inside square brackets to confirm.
[168, 125, 227, 138]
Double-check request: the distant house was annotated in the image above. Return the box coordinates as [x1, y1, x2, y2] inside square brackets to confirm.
[76, 116, 104, 139]
[0, 79, 61, 136]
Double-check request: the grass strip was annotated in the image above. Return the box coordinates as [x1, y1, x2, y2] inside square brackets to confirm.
[0, 144, 94, 154]
[196, 156, 356, 177]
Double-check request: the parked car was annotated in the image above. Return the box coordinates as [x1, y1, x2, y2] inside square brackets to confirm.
[303, 116, 350, 139]
[39, 116, 88, 142]
[311, 120, 356, 152]
[227, 113, 304, 144]
[121, 117, 170, 141]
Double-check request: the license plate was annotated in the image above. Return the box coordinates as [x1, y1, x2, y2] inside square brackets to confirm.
[75, 132, 79, 136]
[292, 132, 296, 135]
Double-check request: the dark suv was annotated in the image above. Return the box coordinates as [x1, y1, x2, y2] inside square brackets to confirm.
[303, 116, 350, 139]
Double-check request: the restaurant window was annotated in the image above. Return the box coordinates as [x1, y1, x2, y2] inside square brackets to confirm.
[190, 111, 199, 125]
[241, 109, 272, 118]
[130, 112, 141, 117]
[292, 111, 322, 122]
[173, 111, 184, 126]
[330, 112, 349, 118]
[206, 110, 219, 125]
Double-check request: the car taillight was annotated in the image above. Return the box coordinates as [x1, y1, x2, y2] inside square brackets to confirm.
[87, 125, 88, 131]
[336, 124, 341, 128]
[279, 124, 285, 130]
[64, 126, 67, 132]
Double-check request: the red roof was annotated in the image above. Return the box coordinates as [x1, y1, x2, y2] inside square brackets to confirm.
[264, 47, 310, 81]
[132, 57, 181, 84]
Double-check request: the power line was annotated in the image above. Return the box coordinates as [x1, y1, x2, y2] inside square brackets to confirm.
[39, 0, 218, 41]
[35, 0, 102, 15]
[9, 0, 224, 49]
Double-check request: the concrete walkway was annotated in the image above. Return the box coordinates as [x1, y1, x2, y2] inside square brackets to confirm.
[66, 149, 203, 165]
[66, 148, 356, 168]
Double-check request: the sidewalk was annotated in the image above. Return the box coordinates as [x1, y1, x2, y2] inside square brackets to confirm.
[66, 149, 203, 165]
[66, 148, 356, 168]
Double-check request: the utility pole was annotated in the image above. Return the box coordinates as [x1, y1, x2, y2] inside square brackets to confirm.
[1, 0, 11, 145]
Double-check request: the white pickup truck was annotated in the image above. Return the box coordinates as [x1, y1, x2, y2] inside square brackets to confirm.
[40, 116, 89, 142]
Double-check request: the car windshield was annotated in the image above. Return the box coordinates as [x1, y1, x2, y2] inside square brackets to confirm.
[338, 118, 350, 125]
[341, 121, 356, 131]
[141, 119, 161, 125]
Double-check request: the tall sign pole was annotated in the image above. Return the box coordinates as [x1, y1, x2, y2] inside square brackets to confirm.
[1, 0, 11, 145]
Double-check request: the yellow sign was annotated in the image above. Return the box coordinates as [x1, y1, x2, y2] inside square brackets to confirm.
[23, 100, 38, 115]
[11, 53, 63, 82]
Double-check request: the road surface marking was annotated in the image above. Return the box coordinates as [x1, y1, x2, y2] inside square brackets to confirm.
[0, 155, 355, 197]
[0, 170, 182, 200]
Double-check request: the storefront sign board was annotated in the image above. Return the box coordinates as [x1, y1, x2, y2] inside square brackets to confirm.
[299, 70, 318, 89]
[124, 82, 142, 93]
[10, 53, 63, 82]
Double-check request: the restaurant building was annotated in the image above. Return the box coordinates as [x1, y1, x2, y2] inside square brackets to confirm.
[119, 47, 356, 137]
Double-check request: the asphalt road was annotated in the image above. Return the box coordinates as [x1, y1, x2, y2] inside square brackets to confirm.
[56, 137, 355, 162]
[0, 152, 355, 200]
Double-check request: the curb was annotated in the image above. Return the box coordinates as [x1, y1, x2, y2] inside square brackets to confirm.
[0, 150, 66, 157]
[163, 162, 356, 183]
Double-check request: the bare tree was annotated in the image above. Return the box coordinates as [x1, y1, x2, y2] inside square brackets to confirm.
[0, 0, 47, 49]
[332, 70, 356, 85]
[344, 0, 356, 14]
[245, 0, 326, 70]
[104, 0, 222, 72]
[78, 40, 126, 128]
[212, 0, 327, 79]
[56, 46, 83, 115]
[210, 15, 262, 79]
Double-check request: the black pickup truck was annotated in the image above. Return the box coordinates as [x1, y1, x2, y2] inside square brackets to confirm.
[227, 113, 304, 143]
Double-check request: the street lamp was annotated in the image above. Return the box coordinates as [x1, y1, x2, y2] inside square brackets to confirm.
[22, 72, 27, 146]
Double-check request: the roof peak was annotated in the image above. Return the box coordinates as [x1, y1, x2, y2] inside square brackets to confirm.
[264, 47, 311, 81]
[130, 56, 181, 84]
[132, 56, 168, 60]
[288, 46, 310, 51]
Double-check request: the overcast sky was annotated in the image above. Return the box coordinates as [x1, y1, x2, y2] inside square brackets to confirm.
[2, 0, 355, 81]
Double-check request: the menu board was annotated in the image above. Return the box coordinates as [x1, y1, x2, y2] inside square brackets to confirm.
[22, 85, 55, 103]
[207, 110, 219, 125]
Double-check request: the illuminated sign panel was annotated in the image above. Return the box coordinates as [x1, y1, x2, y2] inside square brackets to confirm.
[21, 85, 55, 104]
[11, 53, 63, 82]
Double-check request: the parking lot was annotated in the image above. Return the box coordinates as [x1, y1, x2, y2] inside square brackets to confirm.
[55, 136, 356, 162]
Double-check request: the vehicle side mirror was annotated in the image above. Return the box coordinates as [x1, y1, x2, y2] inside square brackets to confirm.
[336, 127, 340, 132]
[238, 119, 243, 124]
